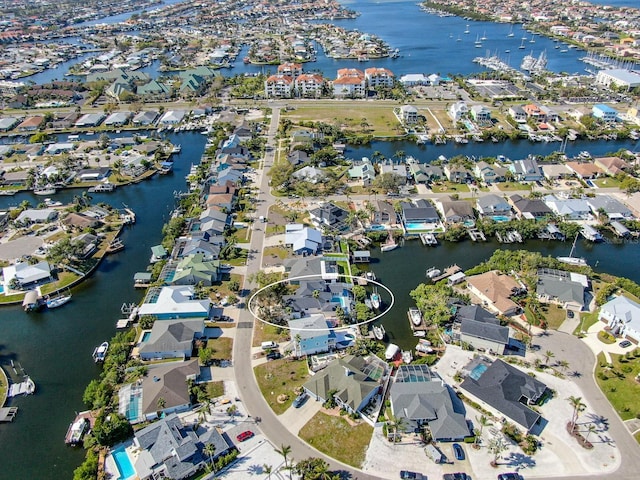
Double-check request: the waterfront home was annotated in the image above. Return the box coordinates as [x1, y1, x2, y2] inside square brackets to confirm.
[599, 296, 640, 343]
[138, 319, 204, 360]
[401, 199, 441, 225]
[476, 194, 512, 219]
[470, 105, 491, 123]
[138, 286, 210, 320]
[408, 163, 442, 183]
[198, 208, 230, 237]
[379, 160, 408, 185]
[586, 195, 634, 220]
[16, 115, 44, 131]
[292, 165, 326, 184]
[285, 224, 323, 255]
[509, 157, 543, 182]
[541, 164, 572, 180]
[399, 73, 428, 86]
[595, 69, 640, 91]
[542, 194, 591, 220]
[536, 268, 587, 311]
[278, 62, 303, 77]
[179, 238, 221, 261]
[394, 105, 419, 125]
[309, 202, 350, 231]
[443, 164, 472, 184]
[132, 110, 159, 126]
[75, 113, 105, 128]
[436, 199, 475, 224]
[460, 358, 549, 434]
[205, 192, 236, 212]
[304, 354, 387, 417]
[150, 245, 169, 263]
[592, 104, 619, 122]
[264, 74, 294, 98]
[125, 412, 233, 480]
[508, 105, 527, 123]
[72, 233, 99, 259]
[466, 271, 522, 317]
[62, 212, 102, 231]
[448, 101, 468, 121]
[522, 104, 548, 123]
[158, 110, 186, 125]
[364, 67, 394, 88]
[594, 156, 630, 176]
[474, 161, 507, 184]
[171, 254, 221, 285]
[16, 208, 58, 224]
[0, 116, 20, 131]
[104, 111, 132, 127]
[2, 260, 53, 290]
[372, 200, 397, 226]
[76, 167, 111, 182]
[332, 68, 366, 98]
[390, 364, 470, 441]
[509, 194, 553, 220]
[565, 161, 602, 180]
[295, 73, 324, 98]
[453, 305, 510, 354]
[348, 157, 375, 186]
[288, 314, 337, 356]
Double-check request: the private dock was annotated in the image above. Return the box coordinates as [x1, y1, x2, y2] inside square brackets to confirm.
[496, 230, 523, 243]
[430, 264, 462, 283]
[468, 228, 486, 242]
[106, 238, 125, 254]
[420, 233, 438, 246]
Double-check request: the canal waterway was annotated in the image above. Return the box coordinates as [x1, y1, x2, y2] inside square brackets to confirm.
[0, 131, 206, 479]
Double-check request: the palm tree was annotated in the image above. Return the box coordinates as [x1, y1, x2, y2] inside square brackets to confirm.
[203, 443, 217, 472]
[584, 423, 597, 442]
[196, 402, 210, 426]
[263, 464, 273, 480]
[393, 150, 406, 162]
[275, 444, 293, 480]
[568, 396, 586, 431]
[543, 350, 555, 366]
[475, 415, 493, 445]
[387, 414, 408, 444]
[557, 359, 570, 373]
[157, 397, 166, 411]
[488, 437, 508, 466]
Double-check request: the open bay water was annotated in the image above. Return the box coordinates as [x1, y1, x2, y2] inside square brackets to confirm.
[0, 131, 206, 479]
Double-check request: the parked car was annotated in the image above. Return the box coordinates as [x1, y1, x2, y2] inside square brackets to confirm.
[400, 471, 427, 480]
[293, 392, 308, 408]
[498, 473, 522, 480]
[444, 474, 469, 480]
[567, 310, 574, 319]
[619, 340, 632, 348]
[266, 351, 281, 361]
[236, 430, 254, 442]
[452, 443, 465, 461]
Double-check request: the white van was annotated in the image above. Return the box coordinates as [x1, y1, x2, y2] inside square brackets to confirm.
[261, 341, 278, 350]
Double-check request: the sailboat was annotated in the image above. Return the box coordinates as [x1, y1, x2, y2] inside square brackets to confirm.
[519, 38, 526, 50]
[507, 25, 515, 37]
[481, 31, 487, 41]
[464, 24, 470, 34]
[474, 34, 482, 47]
[557, 234, 587, 266]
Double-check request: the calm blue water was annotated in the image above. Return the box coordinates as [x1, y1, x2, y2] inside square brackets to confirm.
[112, 445, 135, 480]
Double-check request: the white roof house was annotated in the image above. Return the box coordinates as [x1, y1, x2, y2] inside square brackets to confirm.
[3, 261, 52, 289]
[599, 296, 640, 343]
[158, 110, 186, 125]
[138, 286, 210, 319]
[542, 195, 591, 220]
[16, 208, 58, 224]
[285, 224, 323, 254]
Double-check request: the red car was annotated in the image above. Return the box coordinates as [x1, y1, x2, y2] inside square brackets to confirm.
[236, 430, 254, 442]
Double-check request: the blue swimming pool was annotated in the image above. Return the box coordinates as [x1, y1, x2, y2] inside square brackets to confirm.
[491, 215, 511, 222]
[405, 222, 431, 230]
[0, 285, 4, 293]
[141, 331, 151, 342]
[469, 364, 488, 381]
[369, 224, 386, 231]
[112, 446, 135, 480]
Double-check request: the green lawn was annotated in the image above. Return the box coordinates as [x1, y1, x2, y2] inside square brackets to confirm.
[593, 177, 621, 188]
[263, 246, 291, 260]
[299, 412, 373, 467]
[253, 321, 290, 347]
[541, 304, 567, 330]
[595, 351, 640, 421]
[207, 381, 225, 399]
[497, 182, 531, 191]
[207, 337, 233, 361]
[573, 311, 600, 335]
[254, 358, 310, 415]
[431, 182, 470, 193]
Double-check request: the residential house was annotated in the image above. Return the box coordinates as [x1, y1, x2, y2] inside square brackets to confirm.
[364, 67, 394, 89]
[292, 165, 326, 184]
[509, 194, 553, 220]
[264, 74, 294, 98]
[592, 104, 619, 122]
[536, 268, 587, 311]
[179, 239, 221, 261]
[132, 110, 159, 126]
[565, 161, 602, 180]
[288, 314, 336, 356]
[448, 102, 468, 121]
[390, 364, 470, 441]
[130, 412, 233, 480]
[379, 161, 407, 185]
[396, 105, 418, 124]
[2, 261, 53, 290]
[594, 156, 630, 176]
[436, 199, 475, 224]
[453, 305, 510, 354]
[309, 203, 350, 231]
[470, 105, 491, 123]
[304, 354, 387, 415]
[138, 319, 204, 360]
[509, 157, 543, 182]
[16, 208, 58, 224]
[466, 270, 522, 316]
[348, 157, 376, 186]
[586, 195, 633, 220]
[295, 73, 324, 98]
[104, 111, 132, 127]
[474, 161, 506, 184]
[401, 199, 441, 225]
[75, 113, 105, 128]
[333, 68, 366, 98]
[372, 200, 397, 226]
[409, 163, 443, 184]
[287, 150, 311, 167]
[599, 295, 640, 344]
[476, 194, 512, 219]
[62, 212, 102, 231]
[285, 224, 323, 255]
[138, 286, 210, 319]
[443, 164, 472, 184]
[171, 254, 220, 286]
[523, 104, 547, 123]
[508, 105, 527, 123]
[16, 115, 44, 131]
[542, 195, 591, 220]
[158, 110, 186, 125]
[460, 358, 549, 433]
[541, 164, 572, 180]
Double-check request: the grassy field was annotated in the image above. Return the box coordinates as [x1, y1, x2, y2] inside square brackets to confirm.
[207, 380, 225, 399]
[263, 246, 291, 261]
[595, 351, 640, 421]
[281, 104, 403, 137]
[593, 177, 621, 188]
[573, 311, 600, 335]
[254, 358, 310, 415]
[207, 337, 233, 361]
[253, 320, 290, 347]
[497, 182, 532, 191]
[299, 412, 373, 467]
[541, 304, 567, 330]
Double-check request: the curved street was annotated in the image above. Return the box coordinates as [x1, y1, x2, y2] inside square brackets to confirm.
[231, 104, 640, 480]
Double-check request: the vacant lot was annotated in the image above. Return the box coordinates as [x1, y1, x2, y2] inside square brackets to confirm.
[207, 337, 233, 361]
[299, 412, 373, 467]
[254, 358, 309, 415]
[595, 351, 640, 421]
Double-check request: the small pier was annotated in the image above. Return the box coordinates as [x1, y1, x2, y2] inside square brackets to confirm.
[116, 303, 139, 328]
[0, 407, 18, 422]
[420, 233, 438, 246]
[430, 264, 462, 283]
[467, 228, 486, 242]
[106, 238, 125, 254]
[496, 230, 523, 244]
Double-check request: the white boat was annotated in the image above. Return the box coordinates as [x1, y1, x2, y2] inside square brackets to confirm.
[416, 339, 434, 354]
[46, 294, 72, 309]
[557, 234, 587, 266]
[413, 330, 426, 337]
[44, 198, 62, 207]
[370, 291, 381, 310]
[92, 342, 109, 363]
[373, 325, 386, 341]
[381, 232, 398, 252]
[507, 25, 515, 37]
[65, 417, 89, 445]
[171, 144, 182, 154]
[385, 343, 400, 360]
[464, 24, 470, 34]
[426, 267, 441, 279]
[88, 183, 116, 193]
[34, 187, 56, 195]
[408, 307, 423, 326]
[402, 350, 413, 364]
